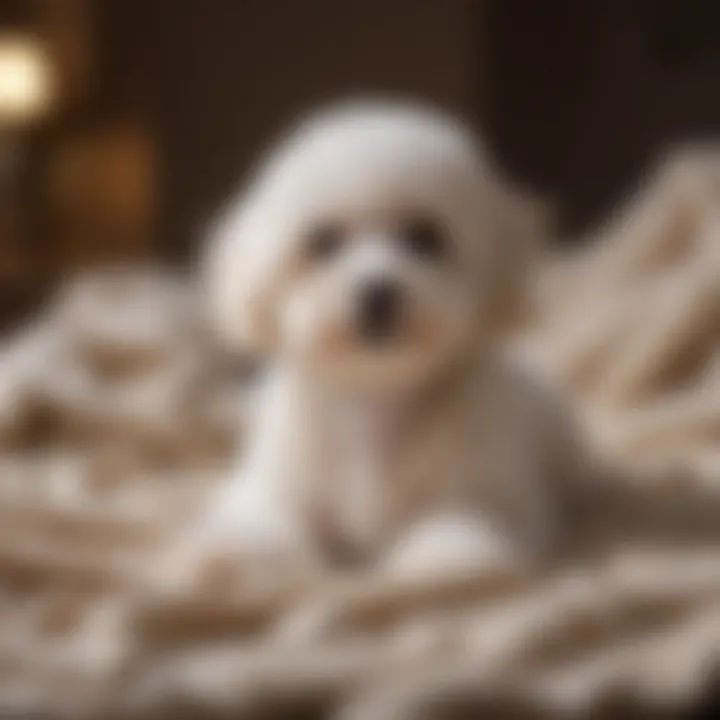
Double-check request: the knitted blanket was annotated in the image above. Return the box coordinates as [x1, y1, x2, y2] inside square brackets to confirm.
[2, 149, 720, 719]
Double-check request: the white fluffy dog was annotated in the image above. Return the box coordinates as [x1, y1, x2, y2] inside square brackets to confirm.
[186, 100, 589, 584]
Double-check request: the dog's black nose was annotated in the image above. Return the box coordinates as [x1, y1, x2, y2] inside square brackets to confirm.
[358, 279, 403, 342]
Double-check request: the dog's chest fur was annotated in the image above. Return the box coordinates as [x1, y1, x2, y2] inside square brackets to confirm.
[315, 392, 466, 560]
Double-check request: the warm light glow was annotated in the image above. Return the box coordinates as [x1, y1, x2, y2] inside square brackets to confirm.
[0, 35, 52, 124]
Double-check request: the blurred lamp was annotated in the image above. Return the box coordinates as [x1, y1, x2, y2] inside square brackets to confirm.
[0, 35, 52, 125]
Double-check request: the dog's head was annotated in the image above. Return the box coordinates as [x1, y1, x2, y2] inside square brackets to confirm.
[206, 100, 544, 392]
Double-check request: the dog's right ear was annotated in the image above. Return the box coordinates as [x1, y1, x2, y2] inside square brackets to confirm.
[201, 193, 279, 356]
[484, 178, 551, 337]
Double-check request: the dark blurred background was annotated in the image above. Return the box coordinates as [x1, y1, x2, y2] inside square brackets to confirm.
[2, 0, 720, 328]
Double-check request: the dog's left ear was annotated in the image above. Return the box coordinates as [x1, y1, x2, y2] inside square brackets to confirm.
[200, 193, 280, 357]
[484, 179, 551, 336]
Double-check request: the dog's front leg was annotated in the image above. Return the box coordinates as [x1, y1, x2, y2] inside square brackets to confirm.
[157, 374, 322, 593]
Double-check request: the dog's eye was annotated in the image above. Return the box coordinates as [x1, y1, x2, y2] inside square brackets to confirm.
[401, 218, 447, 260]
[306, 224, 343, 261]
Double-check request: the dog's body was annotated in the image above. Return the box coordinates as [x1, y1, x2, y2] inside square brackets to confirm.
[192, 100, 590, 581]
[211, 350, 586, 574]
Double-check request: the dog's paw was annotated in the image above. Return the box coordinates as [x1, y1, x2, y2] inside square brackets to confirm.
[382, 514, 516, 580]
[152, 510, 319, 596]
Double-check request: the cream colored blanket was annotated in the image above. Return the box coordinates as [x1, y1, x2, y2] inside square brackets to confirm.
[2, 150, 720, 719]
